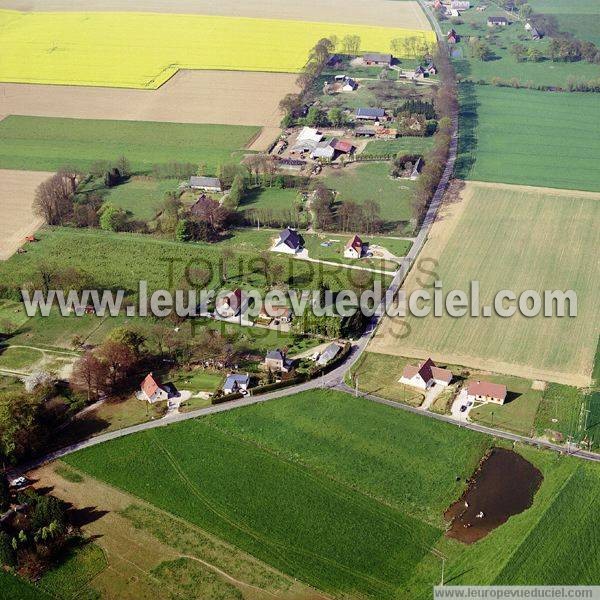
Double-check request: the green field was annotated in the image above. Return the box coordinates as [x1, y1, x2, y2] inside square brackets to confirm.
[0, 572, 51, 600]
[0, 116, 259, 174]
[370, 182, 600, 386]
[0, 345, 43, 371]
[529, 0, 600, 45]
[323, 162, 416, 231]
[64, 390, 600, 597]
[456, 85, 600, 191]
[104, 177, 179, 220]
[363, 136, 435, 156]
[450, 0, 600, 86]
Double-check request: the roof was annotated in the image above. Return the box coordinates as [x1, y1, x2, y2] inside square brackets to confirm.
[216, 288, 246, 311]
[344, 78, 357, 88]
[356, 107, 385, 119]
[259, 304, 293, 319]
[279, 227, 301, 249]
[224, 373, 249, 389]
[296, 126, 323, 144]
[311, 139, 337, 159]
[189, 194, 209, 216]
[189, 176, 221, 188]
[345, 234, 363, 251]
[488, 15, 508, 22]
[467, 380, 507, 400]
[414, 65, 426, 75]
[141, 373, 161, 398]
[402, 358, 452, 383]
[363, 52, 392, 63]
[318, 343, 342, 364]
[333, 140, 354, 153]
[411, 157, 424, 176]
[355, 126, 376, 135]
[266, 349, 285, 361]
[431, 366, 452, 384]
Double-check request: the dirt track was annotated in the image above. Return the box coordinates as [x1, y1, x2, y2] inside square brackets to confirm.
[0, 70, 297, 150]
[0, 169, 51, 260]
[0, 0, 431, 29]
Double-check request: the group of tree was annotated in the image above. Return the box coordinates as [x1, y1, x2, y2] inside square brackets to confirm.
[177, 195, 235, 243]
[468, 37, 493, 61]
[390, 36, 431, 58]
[312, 185, 384, 234]
[510, 44, 543, 63]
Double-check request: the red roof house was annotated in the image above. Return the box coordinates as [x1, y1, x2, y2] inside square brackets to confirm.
[140, 373, 169, 403]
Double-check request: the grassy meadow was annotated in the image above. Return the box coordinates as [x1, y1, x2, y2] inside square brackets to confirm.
[528, 0, 600, 45]
[0, 116, 258, 173]
[456, 85, 600, 191]
[0, 9, 434, 88]
[324, 162, 416, 232]
[369, 182, 600, 386]
[104, 177, 179, 220]
[363, 136, 435, 156]
[63, 390, 600, 597]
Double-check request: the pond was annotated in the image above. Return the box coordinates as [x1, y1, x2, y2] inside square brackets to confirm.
[444, 447, 543, 543]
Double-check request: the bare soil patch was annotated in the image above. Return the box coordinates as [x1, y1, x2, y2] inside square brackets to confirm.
[0, 71, 297, 150]
[444, 448, 543, 543]
[0, 0, 431, 29]
[0, 169, 51, 260]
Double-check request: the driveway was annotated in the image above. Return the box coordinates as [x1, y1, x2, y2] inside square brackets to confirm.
[450, 387, 476, 422]
[419, 382, 446, 411]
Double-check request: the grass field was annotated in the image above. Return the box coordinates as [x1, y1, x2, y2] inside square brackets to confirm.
[528, 0, 600, 45]
[363, 136, 435, 156]
[456, 85, 600, 191]
[103, 177, 178, 220]
[0, 9, 434, 88]
[0, 116, 258, 174]
[369, 181, 600, 386]
[0, 572, 52, 600]
[449, 0, 600, 86]
[62, 390, 600, 597]
[323, 162, 416, 231]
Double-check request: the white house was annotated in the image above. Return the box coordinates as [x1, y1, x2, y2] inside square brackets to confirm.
[466, 381, 507, 405]
[451, 0, 471, 10]
[223, 373, 250, 395]
[344, 235, 364, 259]
[399, 358, 453, 390]
[317, 343, 343, 366]
[274, 227, 303, 254]
[140, 373, 169, 403]
[488, 15, 508, 26]
[216, 288, 249, 318]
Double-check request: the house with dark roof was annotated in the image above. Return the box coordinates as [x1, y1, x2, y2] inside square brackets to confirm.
[413, 65, 427, 79]
[189, 176, 222, 192]
[355, 126, 376, 137]
[356, 107, 386, 121]
[411, 157, 424, 180]
[264, 349, 291, 373]
[275, 227, 303, 254]
[140, 373, 169, 403]
[223, 373, 250, 395]
[344, 235, 364, 259]
[216, 288, 248, 319]
[466, 380, 507, 404]
[362, 52, 393, 66]
[487, 15, 508, 26]
[447, 29, 460, 44]
[399, 358, 453, 390]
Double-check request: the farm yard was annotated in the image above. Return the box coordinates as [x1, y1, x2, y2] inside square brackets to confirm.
[369, 181, 600, 386]
[0, 115, 259, 173]
[0, 168, 51, 259]
[0, 9, 434, 89]
[456, 85, 600, 192]
[57, 390, 600, 597]
[0, 70, 299, 151]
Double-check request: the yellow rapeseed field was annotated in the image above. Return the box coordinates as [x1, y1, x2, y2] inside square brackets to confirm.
[0, 9, 435, 89]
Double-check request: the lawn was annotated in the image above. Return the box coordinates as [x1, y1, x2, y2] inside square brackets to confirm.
[64, 396, 443, 599]
[63, 389, 600, 596]
[456, 85, 600, 191]
[104, 177, 179, 221]
[469, 375, 543, 437]
[0, 298, 30, 333]
[449, 1, 600, 87]
[240, 188, 301, 212]
[369, 181, 600, 387]
[0, 572, 51, 600]
[528, 0, 600, 45]
[0, 345, 44, 371]
[323, 162, 416, 231]
[534, 383, 588, 442]
[0, 116, 259, 174]
[0, 9, 433, 88]
[363, 136, 435, 156]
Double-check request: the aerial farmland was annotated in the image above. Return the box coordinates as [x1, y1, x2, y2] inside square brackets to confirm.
[0, 0, 598, 597]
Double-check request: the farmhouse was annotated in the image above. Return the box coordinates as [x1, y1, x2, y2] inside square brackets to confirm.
[447, 29, 460, 43]
[399, 358, 453, 390]
[311, 138, 338, 160]
[344, 235, 364, 259]
[487, 16, 508, 26]
[189, 176, 222, 192]
[223, 373, 250, 395]
[426, 62, 437, 75]
[362, 52, 393, 66]
[140, 373, 169, 404]
[291, 126, 324, 154]
[317, 343, 343, 366]
[529, 26, 542, 40]
[258, 304, 293, 324]
[333, 140, 355, 154]
[216, 288, 249, 318]
[264, 349, 291, 373]
[275, 227, 303, 253]
[342, 78, 358, 92]
[356, 107, 386, 121]
[466, 380, 507, 405]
